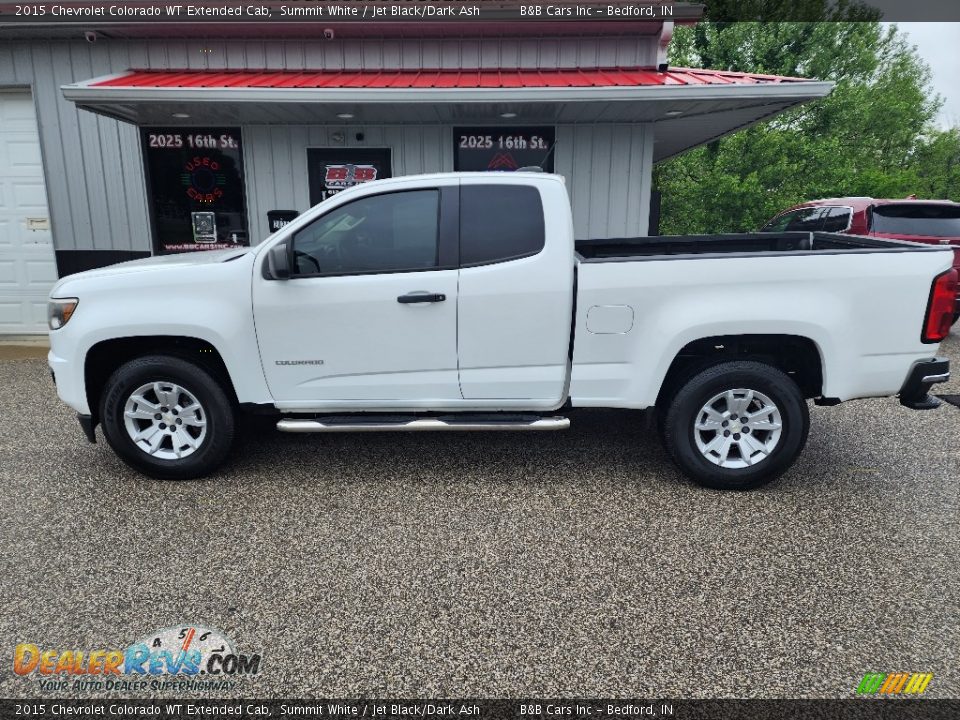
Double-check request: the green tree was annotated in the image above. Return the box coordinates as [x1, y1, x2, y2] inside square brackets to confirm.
[655, 20, 958, 235]
[912, 128, 960, 200]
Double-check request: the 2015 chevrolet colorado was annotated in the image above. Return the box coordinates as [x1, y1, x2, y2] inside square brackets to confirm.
[48, 173, 956, 489]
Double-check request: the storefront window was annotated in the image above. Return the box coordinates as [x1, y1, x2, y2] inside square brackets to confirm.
[454, 127, 555, 172]
[141, 127, 249, 254]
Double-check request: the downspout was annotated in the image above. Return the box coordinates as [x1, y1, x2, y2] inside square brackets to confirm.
[657, 21, 674, 69]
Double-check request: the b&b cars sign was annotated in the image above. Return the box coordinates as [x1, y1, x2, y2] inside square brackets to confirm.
[323, 164, 379, 190]
[307, 149, 392, 205]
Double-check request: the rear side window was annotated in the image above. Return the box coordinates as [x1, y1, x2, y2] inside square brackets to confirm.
[460, 185, 545, 267]
[872, 204, 960, 237]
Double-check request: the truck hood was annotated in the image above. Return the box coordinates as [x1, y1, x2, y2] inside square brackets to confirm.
[50, 248, 253, 296]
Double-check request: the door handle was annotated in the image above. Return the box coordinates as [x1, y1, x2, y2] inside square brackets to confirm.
[397, 292, 446, 304]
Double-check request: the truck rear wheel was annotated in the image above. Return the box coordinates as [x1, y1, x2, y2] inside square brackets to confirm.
[662, 361, 809, 490]
[100, 355, 235, 480]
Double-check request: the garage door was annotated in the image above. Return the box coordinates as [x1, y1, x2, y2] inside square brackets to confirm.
[0, 90, 57, 333]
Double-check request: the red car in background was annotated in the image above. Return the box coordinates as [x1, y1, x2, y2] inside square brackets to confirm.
[761, 197, 960, 323]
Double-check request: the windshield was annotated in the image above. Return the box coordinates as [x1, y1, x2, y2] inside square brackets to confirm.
[872, 204, 960, 238]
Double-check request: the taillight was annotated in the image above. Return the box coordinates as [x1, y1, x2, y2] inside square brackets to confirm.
[922, 269, 958, 343]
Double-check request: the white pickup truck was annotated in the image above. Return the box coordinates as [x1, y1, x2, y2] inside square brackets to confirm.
[48, 172, 955, 489]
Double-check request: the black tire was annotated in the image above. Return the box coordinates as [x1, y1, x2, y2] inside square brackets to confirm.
[662, 361, 809, 490]
[100, 355, 235, 480]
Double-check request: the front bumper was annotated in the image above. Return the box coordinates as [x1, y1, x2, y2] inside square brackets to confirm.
[49, 354, 98, 442]
[899, 357, 950, 410]
[47, 346, 90, 415]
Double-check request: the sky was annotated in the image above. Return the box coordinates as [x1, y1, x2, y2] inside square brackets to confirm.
[890, 23, 960, 129]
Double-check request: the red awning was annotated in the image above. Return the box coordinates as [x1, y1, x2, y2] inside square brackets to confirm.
[90, 67, 809, 90]
[63, 65, 832, 161]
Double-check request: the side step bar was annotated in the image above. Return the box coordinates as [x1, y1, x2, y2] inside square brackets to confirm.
[277, 415, 570, 433]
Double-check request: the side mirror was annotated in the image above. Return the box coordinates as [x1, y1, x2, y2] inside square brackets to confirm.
[263, 241, 291, 280]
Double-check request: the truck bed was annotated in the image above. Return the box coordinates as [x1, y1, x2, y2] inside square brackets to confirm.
[575, 231, 944, 261]
[571, 229, 954, 409]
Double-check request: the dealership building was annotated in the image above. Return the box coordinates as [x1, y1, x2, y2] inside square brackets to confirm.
[0, 1, 832, 332]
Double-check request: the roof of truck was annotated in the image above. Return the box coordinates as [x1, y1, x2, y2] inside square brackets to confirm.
[792, 197, 960, 211]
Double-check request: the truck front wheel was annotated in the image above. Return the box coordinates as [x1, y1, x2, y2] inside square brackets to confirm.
[100, 355, 235, 480]
[662, 361, 809, 490]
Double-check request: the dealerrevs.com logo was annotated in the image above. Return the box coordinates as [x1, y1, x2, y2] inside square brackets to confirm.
[13, 625, 262, 693]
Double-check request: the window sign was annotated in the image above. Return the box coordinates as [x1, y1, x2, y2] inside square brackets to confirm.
[454, 127, 555, 172]
[268, 210, 300, 233]
[307, 148, 392, 206]
[141, 128, 249, 254]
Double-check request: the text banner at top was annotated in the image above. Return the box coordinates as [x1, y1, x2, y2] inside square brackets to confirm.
[0, 0, 957, 24]
[0, 1, 683, 24]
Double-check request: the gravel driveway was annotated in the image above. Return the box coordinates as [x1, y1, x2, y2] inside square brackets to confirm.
[1, 333, 957, 699]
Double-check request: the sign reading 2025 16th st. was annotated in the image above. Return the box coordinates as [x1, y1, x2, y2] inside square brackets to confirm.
[454, 127, 555, 173]
[141, 127, 250, 255]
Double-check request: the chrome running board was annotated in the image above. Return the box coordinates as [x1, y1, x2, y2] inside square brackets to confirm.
[277, 415, 570, 433]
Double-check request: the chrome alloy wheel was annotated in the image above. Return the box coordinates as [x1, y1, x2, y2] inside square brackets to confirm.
[693, 388, 783, 469]
[123, 382, 208, 460]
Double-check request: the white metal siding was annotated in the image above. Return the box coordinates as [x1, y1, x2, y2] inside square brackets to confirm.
[556, 124, 653, 239]
[130, 37, 658, 71]
[245, 123, 652, 243]
[0, 42, 151, 254]
[243, 124, 454, 243]
[0, 37, 658, 255]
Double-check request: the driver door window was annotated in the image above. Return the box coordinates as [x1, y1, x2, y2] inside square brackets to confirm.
[292, 190, 440, 276]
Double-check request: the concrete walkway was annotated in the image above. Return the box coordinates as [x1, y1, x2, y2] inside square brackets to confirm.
[0, 334, 49, 360]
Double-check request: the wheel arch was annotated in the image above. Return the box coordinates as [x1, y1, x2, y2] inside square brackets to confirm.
[84, 336, 239, 426]
[662, 358, 812, 490]
[655, 334, 825, 409]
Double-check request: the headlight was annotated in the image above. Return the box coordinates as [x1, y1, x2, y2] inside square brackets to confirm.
[48, 298, 79, 330]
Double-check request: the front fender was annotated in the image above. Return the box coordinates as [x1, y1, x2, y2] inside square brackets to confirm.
[48, 255, 273, 414]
